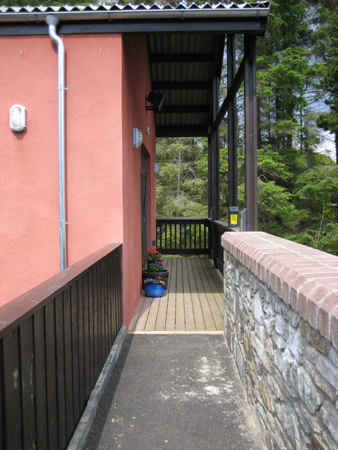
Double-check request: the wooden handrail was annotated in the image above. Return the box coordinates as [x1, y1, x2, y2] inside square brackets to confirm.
[0, 242, 122, 338]
[0, 243, 123, 450]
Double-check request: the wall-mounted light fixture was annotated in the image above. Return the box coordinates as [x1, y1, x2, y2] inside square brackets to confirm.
[132, 127, 143, 148]
[146, 92, 165, 112]
[10, 104, 26, 132]
[154, 163, 159, 175]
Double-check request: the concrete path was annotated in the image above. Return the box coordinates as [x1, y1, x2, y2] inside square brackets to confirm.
[85, 334, 264, 450]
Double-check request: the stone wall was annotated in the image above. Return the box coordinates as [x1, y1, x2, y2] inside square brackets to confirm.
[222, 232, 338, 450]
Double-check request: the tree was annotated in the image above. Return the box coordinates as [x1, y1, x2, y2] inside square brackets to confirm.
[314, 3, 338, 163]
[156, 138, 208, 217]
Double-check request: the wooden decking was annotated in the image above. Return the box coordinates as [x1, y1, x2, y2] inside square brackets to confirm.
[129, 257, 224, 333]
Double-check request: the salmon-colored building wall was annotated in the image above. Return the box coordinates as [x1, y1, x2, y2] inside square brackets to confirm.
[121, 35, 157, 326]
[0, 32, 155, 327]
[65, 34, 124, 263]
[0, 35, 60, 304]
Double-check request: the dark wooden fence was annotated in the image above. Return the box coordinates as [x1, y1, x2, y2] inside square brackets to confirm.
[156, 217, 209, 255]
[156, 217, 234, 272]
[0, 243, 122, 450]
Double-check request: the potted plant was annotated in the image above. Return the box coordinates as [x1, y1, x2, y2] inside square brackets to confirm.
[143, 277, 166, 298]
[146, 248, 163, 269]
[142, 249, 169, 289]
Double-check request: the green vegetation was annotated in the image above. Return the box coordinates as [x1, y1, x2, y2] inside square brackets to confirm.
[156, 1, 338, 255]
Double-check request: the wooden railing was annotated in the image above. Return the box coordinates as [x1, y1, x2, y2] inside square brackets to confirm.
[0, 243, 122, 450]
[156, 217, 234, 271]
[156, 217, 210, 255]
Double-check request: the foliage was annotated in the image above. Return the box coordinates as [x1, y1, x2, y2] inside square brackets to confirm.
[156, 138, 208, 217]
[147, 262, 165, 272]
[313, 2, 338, 161]
[155, 0, 338, 256]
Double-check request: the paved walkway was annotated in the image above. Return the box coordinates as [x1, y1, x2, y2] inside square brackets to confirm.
[84, 335, 264, 450]
[129, 257, 224, 333]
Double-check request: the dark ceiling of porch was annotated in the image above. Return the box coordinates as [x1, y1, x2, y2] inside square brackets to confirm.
[148, 33, 224, 138]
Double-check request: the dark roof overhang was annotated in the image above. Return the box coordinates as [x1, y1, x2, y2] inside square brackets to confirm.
[0, 2, 270, 138]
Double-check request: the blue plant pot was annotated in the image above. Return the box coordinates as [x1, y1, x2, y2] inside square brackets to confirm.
[144, 281, 165, 298]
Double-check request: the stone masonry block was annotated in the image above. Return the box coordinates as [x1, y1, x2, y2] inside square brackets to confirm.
[304, 346, 338, 390]
[320, 400, 338, 444]
[297, 366, 324, 414]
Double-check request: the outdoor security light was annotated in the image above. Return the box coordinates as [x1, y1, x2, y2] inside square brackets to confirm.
[10, 104, 26, 132]
[132, 127, 143, 148]
[146, 92, 165, 112]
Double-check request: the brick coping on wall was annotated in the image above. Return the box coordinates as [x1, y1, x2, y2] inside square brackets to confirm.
[221, 232, 338, 350]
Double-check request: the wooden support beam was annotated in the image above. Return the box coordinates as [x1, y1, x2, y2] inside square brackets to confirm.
[157, 105, 209, 114]
[211, 58, 244, 134]
[244, 35, 258, 231]
[150, 53, 214, 63]
[208, 135, 213, 218]
[227, 35, 238, 208]
[213, 75, 220, 221]
[152, 81, 212, 90]
[156, 126, 208, 137]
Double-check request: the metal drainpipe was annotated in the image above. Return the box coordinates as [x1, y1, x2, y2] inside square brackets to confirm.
[46, 15, 67, 271]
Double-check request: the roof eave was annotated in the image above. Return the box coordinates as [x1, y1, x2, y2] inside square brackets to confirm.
[0, 7, 270, 23]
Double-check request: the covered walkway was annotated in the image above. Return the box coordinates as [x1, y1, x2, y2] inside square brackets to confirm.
[129, 257, 224, 333]
[84, 334, 264, 450]
[83, 259, 265, 450]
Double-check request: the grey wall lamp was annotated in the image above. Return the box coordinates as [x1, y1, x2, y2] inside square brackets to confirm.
[146, 92, 165, 112]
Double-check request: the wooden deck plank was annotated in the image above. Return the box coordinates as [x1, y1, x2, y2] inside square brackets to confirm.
[202, 261, 224, 317]
[182, 258, 196, 331]
[133, 297, 152, 331]
[190, 258, 216, 331]
[155, 258, 172, 331]
[198, 258, 224, 325]
[154, 293, 168, 331]
[144, 297, 161, 331]
[165, 257, 177, 331]
[195, 259, 224, 329]
[128, 296, 146, 331]
[175, 258, 186, 331]
[186, 258, 206, 331]
[129, 257, 224, 333]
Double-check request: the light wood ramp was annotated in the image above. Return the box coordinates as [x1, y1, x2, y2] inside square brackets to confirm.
[128, 257, 224, 334]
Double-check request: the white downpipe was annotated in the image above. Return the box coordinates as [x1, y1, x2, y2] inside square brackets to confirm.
[46, 15, 67, 271]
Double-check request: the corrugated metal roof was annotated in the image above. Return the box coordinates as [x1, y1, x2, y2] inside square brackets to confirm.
[0, 2, 270, 15]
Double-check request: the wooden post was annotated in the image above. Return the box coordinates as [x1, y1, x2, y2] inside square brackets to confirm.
[208, 134, 213, 218]
[244, 35, 258, 231]
[227, 35, 238, 209]
[213, 75, 220, 220]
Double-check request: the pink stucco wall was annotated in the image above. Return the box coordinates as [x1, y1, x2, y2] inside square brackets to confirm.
[0, 33, 154, 326]
[122, 35, 157, 326]
[0, 36, 60, 304]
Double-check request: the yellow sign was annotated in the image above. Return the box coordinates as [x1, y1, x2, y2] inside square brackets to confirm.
[231, 214, 238, 225]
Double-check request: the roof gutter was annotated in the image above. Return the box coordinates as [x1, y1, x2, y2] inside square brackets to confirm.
[0, 8, 270, 23]
[46, 14, 67, 271]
